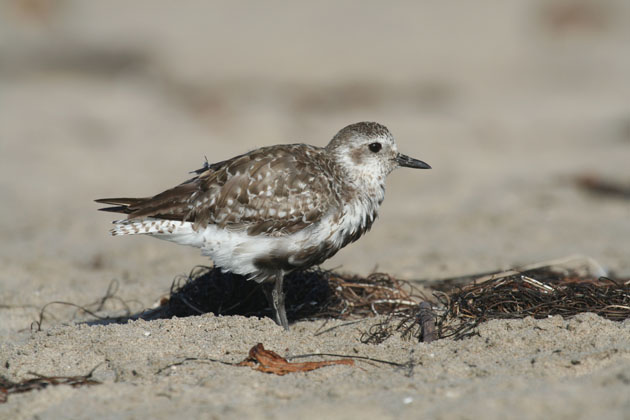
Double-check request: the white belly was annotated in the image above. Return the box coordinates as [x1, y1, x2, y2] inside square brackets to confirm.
[113, 195, 379, 281]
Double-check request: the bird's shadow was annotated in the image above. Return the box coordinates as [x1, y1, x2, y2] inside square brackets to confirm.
[83, 267, 334, 327]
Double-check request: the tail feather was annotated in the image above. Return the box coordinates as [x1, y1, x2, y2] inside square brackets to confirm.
[95, 197, 145, 215]
[97, 205, 132, 214]
[110, 218, 203, 248]
[95, 197, 144, 206]
[111, 218, 187, 236]
[96, 181, 196, 221]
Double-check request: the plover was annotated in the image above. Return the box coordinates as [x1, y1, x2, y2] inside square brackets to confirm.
[97, 122, 430, 330]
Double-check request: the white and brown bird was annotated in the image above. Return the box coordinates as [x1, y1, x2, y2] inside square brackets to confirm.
[96, 122, 430, 330]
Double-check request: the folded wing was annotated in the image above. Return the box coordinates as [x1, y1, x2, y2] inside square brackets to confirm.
[96, 145, 338, 236]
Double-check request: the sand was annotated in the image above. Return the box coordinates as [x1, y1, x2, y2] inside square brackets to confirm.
[1, 1, 629, 419]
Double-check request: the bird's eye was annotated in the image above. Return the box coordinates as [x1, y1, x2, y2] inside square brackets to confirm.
[368, 142, 382, 153]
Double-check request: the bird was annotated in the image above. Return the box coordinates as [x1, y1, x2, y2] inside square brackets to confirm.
[96, 122, 431, 330]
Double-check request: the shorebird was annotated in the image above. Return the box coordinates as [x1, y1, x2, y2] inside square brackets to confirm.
[97, 122, 430, 330]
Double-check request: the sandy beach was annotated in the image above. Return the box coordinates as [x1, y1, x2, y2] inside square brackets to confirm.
[1, 1, 629, 418]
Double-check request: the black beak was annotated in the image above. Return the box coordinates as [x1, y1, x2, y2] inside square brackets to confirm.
[396, 153, 431, 169]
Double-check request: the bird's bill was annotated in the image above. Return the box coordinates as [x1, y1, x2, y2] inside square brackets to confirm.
[396, 153, 431, 169]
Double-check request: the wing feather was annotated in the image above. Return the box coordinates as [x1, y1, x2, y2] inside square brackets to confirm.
[96, 144, 339, 236]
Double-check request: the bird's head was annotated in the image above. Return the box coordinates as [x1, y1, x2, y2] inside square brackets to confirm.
[326, 122, 430, 187]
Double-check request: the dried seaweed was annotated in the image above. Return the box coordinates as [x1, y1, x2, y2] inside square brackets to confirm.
[0, 367, 100, 404]
[160, 266, 428, 323]
[320, 272, 429, 319]
[362, 269, 630, 344]
[28, 259, 630, 346]
[31, 279, 142, 331]
[144, 263, 629, 344]
[164, 266, 333, 321]
[436, 273, 630, 340]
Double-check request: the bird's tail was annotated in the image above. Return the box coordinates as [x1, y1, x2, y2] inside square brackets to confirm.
[109, 218, 204, 248]
[95, 197, 143, 215]
[110, 218, 190, 237]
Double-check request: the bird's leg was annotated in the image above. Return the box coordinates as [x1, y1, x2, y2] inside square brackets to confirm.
[263, 272, 289, 330]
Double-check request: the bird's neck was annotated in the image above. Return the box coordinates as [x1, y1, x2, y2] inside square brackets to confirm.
[339, 168, 387, 208]
[330, 182, 383, 250]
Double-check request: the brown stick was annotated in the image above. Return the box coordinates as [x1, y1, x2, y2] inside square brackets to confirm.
[418, 301, 437, 343]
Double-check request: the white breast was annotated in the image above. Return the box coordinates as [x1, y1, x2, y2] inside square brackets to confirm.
[117, 188, 385, 280]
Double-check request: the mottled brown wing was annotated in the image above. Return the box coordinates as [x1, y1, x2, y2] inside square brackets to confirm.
[194, 144, 337, 235]
[97, 145, 337, 236]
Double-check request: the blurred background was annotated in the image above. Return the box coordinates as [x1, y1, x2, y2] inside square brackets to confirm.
[1, 0, 629, 310]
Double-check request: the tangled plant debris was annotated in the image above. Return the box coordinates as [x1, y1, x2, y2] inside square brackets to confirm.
[364, 269, 629, 343]
[30, 257, 630, 343]
[31, 279, 141, 331]
[157, 259, 628, 344]
[0, 368, 100, 403]
[146, 267, 429, 324]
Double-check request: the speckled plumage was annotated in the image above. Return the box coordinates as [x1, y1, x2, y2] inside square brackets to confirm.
[97, 121, 431, 329]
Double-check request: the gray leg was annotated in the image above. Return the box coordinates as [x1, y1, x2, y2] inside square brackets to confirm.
[262, 273, 289, 330]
